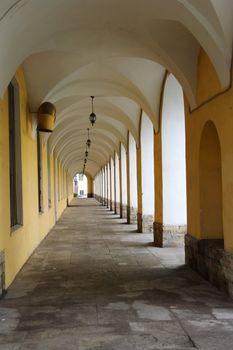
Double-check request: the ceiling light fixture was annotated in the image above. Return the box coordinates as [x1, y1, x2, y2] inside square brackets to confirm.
[89, 96, 96, 126]
[85, 143, 88, 158]
[86, 128, 91, 148]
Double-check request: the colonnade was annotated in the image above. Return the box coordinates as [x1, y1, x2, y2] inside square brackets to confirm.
[93, 74, 187, 249]
[93, 58, 233, 298]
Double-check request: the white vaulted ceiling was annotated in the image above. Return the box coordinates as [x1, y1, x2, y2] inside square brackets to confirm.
[0, 0, 232, 177]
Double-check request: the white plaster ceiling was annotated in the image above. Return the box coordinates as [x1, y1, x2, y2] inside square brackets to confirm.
[0, 0, 232, 177]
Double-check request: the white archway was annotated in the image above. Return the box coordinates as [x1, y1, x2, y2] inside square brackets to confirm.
[115, 152, 120, 215]
[161, 74, 187, 245]
[120, 143, 128, 219]
[141, 112, 155, 232]
[110, 157, 115, 211]
[128, 133, 138, 224]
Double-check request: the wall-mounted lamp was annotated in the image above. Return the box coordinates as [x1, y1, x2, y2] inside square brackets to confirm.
[37, 102, 56, 132]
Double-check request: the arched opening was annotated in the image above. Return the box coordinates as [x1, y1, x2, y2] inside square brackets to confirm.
[140, 111, 154, 232]
[161, 74, 187, 246]
[73, 173, 88, 198]
[120, 143, 128, 219]
[115, 152, 120, 214]
[107, 162, 111, 208]
[199, 121, 223, 239]
[110, 157, 115, 211]
[128, 133, 138, 224]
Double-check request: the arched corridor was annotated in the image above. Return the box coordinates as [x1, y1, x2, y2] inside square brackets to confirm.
[1, 198, 233, 349]
[1, 0, 233, 348]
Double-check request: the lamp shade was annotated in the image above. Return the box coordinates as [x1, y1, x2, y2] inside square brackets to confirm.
[37, 102, 56, 132]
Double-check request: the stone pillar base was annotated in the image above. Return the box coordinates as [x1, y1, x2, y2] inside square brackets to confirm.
[185, 234, 233, 298]
[137, 212, 142, 232]
[95, 195, 102, 203]
[138, 214, 154, 233]
[121, 204, 127, 219]
[142, 215, 154, 233]
[127, 206, 130, 224]
[115, 202, 120, 215]
[0, 251, 5, 297]
[128, 206, 137, 225]
[153, 222, 186, 247]
[110, 200, 114, 211]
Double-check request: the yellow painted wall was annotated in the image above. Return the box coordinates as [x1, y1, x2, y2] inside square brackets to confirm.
[137, 113, 142, 217]
[0, 68, 72, 288]
[153, 73, 168, 225]
[185, 49, 233, 251]
[154, 130, 163, 224]
[87, 175, 93, 195]
[136, 146, 142, 216]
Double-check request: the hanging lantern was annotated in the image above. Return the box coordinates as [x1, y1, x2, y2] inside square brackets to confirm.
[89, 96, 96, 126]
[37, 102, 56, 132]
[86, 128, 91, 148]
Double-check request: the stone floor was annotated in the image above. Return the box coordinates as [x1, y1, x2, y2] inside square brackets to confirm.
[1, 199, 233, 350]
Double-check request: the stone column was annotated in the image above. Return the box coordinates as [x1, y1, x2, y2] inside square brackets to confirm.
[153, 130, 164, 247]
[114, 155, 117, 213]
[102, 168, 105, 205]
[126, 134, 131, 224]
[119, 144, 123, 218]
[136, 145, 143, 232]
[106, 164, 109, 208]
[111, 157, 115, 212]
[109, 160, 113, 211]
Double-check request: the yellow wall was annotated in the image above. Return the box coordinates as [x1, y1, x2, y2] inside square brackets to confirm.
[137, 112, 142, 217]
[0, 68, 73, 288]
[185, 49, 233, 251]
[87, 175, 93, 195]
[154, 130, 163, 224]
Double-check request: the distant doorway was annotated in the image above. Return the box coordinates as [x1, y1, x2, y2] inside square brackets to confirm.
[73, 173, 88, 198]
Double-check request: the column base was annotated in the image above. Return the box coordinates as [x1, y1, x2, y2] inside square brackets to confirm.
[96, 195, 102, 203]
[138, 214, 154, 233]
[0, 251, 5, 297]
[185, 234, 233, 298]
[127, 206, 137, 224]
[121, 204, 127, 219]
[153, 222, 186, 247]
[137, 212, 142, 232]
[110, 200, 114, 211]
[142, 215, 154, 233]
[115, 202, 120, 215]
